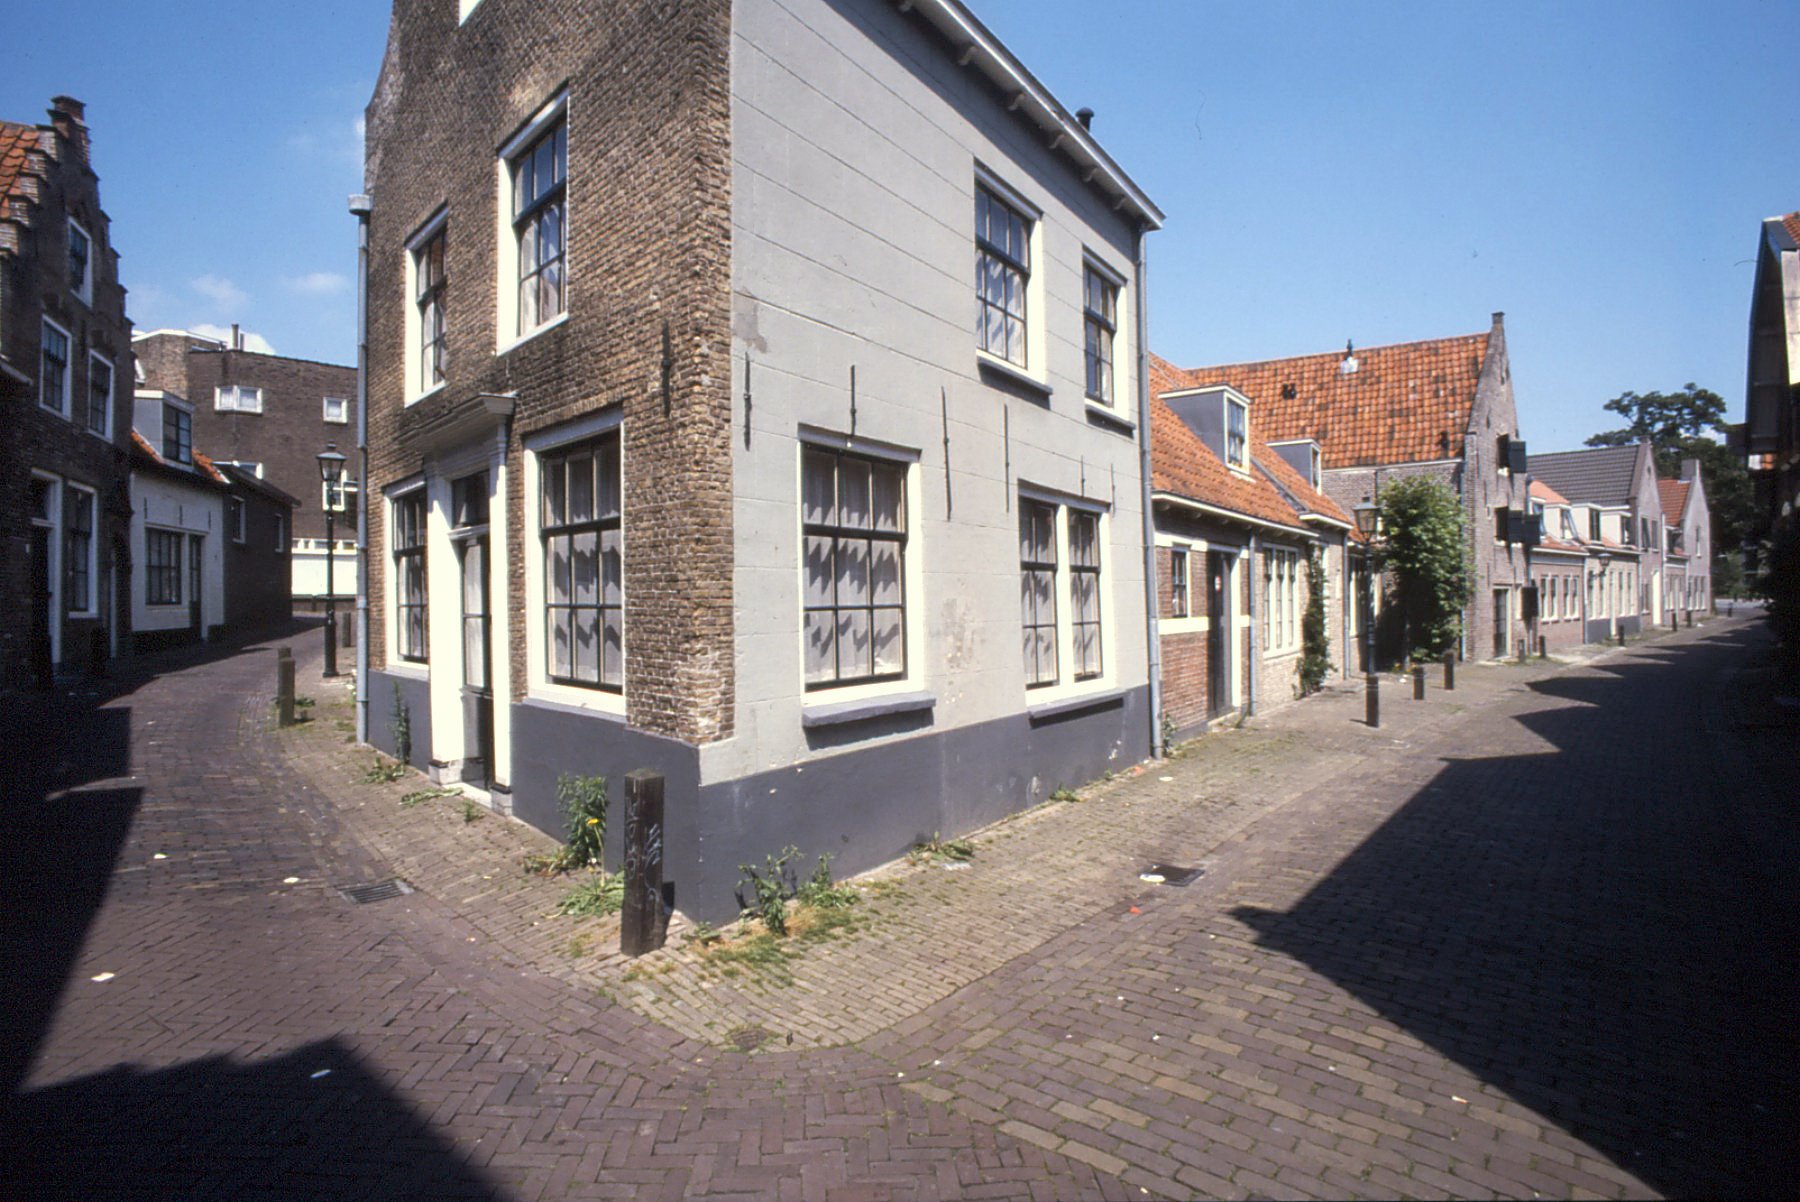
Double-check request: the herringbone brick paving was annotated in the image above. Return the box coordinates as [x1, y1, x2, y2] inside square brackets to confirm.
[3, 618, 1793, 1198]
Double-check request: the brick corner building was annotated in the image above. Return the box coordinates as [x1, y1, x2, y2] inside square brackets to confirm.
[0, 96, 134, 692]
[358, 0, 1163, 921]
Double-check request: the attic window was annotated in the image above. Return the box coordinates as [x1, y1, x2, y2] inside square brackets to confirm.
[1280, 383, 1297, 400]
[1226, 398, 1248, 470]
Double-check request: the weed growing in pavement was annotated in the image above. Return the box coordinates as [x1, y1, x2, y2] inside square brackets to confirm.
[738, 847, 800, 934]
[907, 832, 975, 866]
[390, 683, 411, 764]
[797, 854, 859, 909]
[683, 920, 722, 946]
[363, 756, 406, 784]
[461, 798, 485, 823]
[295, 696, 316, 709]
[557, 872, 625, 917]
[1050, 786, 1080, 804]
[400, 786, 460, 808]
[555, 773, 608, 870]
[564, 932, 593, 959]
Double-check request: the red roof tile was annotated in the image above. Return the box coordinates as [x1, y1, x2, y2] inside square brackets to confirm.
[1782, 211, 1800, 247]
[0, 120, 41, 222]
[1151, 329, 1492, 469]
[1657, 478, 1688, 521]
[132, 429, 227, 484]
[1150, 394, 1310, 532]
[1529, 479, 1569, 505]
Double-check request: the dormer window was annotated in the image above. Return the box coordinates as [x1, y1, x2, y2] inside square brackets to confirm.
[1309, 446, 1322, 490]
[1226, 398, 1248, 470]
[163, 403, 192, 464]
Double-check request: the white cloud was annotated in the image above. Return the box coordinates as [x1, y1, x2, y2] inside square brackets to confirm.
[285, 271, 349, 296]
[191, 323, 276, 355]
[191, 274, 248, 312]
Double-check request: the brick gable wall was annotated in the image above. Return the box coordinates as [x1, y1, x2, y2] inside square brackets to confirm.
[363, 0, 733, 743]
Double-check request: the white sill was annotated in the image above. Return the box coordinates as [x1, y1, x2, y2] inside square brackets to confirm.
[85, 426, 113, 443]
[497, 311, 570, 358]
[801, 689, 935, 729]
[1084, 399, 1134, 433]
[523, 677, 626, 718]
[383, 660, 429, 680]
[976, 351, 1051, 398]
[405, 381, 447, 409]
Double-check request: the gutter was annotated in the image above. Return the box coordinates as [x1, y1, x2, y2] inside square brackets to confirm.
[1151, 491, 1313, 540]
[350, 192, 372, 746]
[1133, 224, 1162, 756]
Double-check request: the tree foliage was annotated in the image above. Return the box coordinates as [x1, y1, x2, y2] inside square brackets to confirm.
[1296, 548, 1332, 695]
[1585, 383, 1754, 567]
[1376, 476, 1471, 660]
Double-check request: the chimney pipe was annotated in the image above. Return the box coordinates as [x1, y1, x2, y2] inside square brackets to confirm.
[1076, 107, 1094, 130]
[231, 323, 241, 350]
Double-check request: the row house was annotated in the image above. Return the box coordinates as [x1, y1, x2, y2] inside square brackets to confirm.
[1658, 466, 1712, 617]
[359, 0, 1162, 921]
[134, 327, 357, 621]
[1146, 363, 1355, 735]
[1154, 314, 1532, 662]
[1745, 211, 1800, 540]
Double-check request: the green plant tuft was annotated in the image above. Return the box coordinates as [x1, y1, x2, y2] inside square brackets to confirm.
[555, 773, 608, 870]
[1297, 547, 1334, 696]
[738, 846, 799, 934]
[363, 756, 406, 784]
[557, 873, 625, 917]
[908, 832, 975, 865]
[390, 682, 411, 764]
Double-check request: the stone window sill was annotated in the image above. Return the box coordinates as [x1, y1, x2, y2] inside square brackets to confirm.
[801, 690, 936, 729]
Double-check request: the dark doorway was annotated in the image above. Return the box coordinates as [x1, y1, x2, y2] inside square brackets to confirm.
[187, 533, 204, 640]
[30, 525, 54, 689]
[1206, 551, 1229, 717]
[1492, 587, 1509, 658]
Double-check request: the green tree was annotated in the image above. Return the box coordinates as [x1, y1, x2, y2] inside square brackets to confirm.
[1584, 383, 1754, 574]
[1296, 548, 1332, 695]
[1376, 476, 1471, 660]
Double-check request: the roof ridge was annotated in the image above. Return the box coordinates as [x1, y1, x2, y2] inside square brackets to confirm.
[1164, 329, 1489, 379]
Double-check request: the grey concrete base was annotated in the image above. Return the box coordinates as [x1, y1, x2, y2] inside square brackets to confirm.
[366, 669, 433, 771]
[500, 687, 1152, 924]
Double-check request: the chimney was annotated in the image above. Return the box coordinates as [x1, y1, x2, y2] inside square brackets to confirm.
[1680, 456, 1700, 483]
[231, 323, 242, 351]
[48, 96, 89, 164]
[1076, 107, 1094, 130]
[1492, 311, 1505, 327]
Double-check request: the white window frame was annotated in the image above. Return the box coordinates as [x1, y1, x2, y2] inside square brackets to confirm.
[145, 526, 184, 606]
[388, 482, 429, 667]
[69, 218, 93, 305]
[230, 496, 247, 544]
[974, 167, 1046, 384]
[1082, 254, 1126, 410]
[214, 385, 264, 414]
[523, 409, 626, 716]
[404, 206, 449, 404]
[1263, 546, 1301, 656]
[800, 441, 912, 691]
[41, 318, 73, 418]
[323, 396, 350, 424]
[215, 459, 264, 479]
[162, 398, 194, 465]
[1225, 397, 1249, 472]
[64, 481, 98, 617]
[1018, 486, 1113, 704]
[496, 93, 570, 353]
[274, 512, 287, 554]
[85, 350, 114, 439]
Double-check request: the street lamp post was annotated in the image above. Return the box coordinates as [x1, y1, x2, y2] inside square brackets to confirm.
[1353, 499, 1380, 726]
[318, 444, 348, 678]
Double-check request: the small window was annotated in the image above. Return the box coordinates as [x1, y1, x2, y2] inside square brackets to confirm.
[146, 528, 183, 605]
[1069, 511, 1103, 680]
[86, 353, 113, 437]
[41, 320, 72, 416]
[1019, 500, 1059, 687]
[1309, 446, 1322, 490]
[1225, 399, 1248, 470]
[230, 497, 246, 544]
[69, 220, 92, 302]
[1083, 265, 1117, 405]
[1169, 547, 1189, 618]
[215, 385, 264, 413]
[163, 404, 192, 464]
[802, 447, 908, 687]
[274, 513, 286, 553]
[415, 224, 447, 393]
[510, 117, 567, 335]
[323, 396, 349, 424]
[976, 183, 1030, 367]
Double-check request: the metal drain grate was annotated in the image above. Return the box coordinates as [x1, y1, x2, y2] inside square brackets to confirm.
[340, 878, 414, 905]
[1139, 864, 1204, 887]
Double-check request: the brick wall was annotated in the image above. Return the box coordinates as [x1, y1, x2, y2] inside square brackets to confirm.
[363, 0, 734, 743]
[0, 99, 134, 691]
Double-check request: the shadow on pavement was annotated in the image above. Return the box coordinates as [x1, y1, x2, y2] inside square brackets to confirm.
[3, 1039, 502, 1201]
[1233, 624, 1798, 1197]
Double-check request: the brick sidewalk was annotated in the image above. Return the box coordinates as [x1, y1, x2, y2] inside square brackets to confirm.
[8, 615, 1790, 1198]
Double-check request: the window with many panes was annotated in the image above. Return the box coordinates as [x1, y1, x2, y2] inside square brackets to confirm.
[976, 184, 1030, 366]
[215, 385, 263, 413]
[803, 448, 907, 687]
[1263, 547, 1300, 653]
[1169, 547, 1189, 618]
[163, 404, 191, 464]
[1069, 511, 1103, 679]
[1083, 265, 1117, 404]
[65, 485, 94, 614]
[511, 119, 566, 335]
[542, 435, 621, 689]
[229, 497, 246, 544]
[393, 492, 428, 662]
[86, 353, 112, 436]
[146, 529, 182, 604]
[1019, 500, 1059, 687]
[415, 224, 447, 391]
[41, 321, 71, 415]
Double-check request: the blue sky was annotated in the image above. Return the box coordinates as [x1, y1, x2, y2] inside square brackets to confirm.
[6, 0, 1797, 451]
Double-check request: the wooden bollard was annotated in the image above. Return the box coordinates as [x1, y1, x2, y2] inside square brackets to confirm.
[276, 647, 296, 727]
[1365, 673, 1380, 728]
[1443, 651, 1456, 690]
[1412, 666, 1425, 699]
[1538, 636, 1547, 659]
[621, 769, 667, 957]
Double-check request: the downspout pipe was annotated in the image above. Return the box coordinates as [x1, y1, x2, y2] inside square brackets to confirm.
[1133, 223, 1163, 756]
[349, 192, 372, 747]
[1246, 532, 1259, 716]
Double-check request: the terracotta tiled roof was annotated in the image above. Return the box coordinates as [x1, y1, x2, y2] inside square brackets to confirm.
[1657, 478, 1688, 521]
[1150, 330, 1491, 469]
[1150, 394, 1310, 532]
[1782, 211, 1800, 247]
[1529, 479, 1570, 505]
[131, 429, 228, 484]
[0, 120, 41, 222]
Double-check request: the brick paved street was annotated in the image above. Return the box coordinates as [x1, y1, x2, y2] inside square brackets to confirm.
[3, 619, 1794, 1199]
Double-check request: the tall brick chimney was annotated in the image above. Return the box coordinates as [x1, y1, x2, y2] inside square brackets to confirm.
[48, 96, 88, 165]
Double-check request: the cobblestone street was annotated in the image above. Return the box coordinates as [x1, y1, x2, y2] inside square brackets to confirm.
[3, 618, 1794, 1199]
